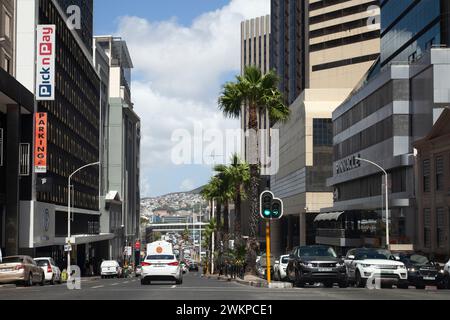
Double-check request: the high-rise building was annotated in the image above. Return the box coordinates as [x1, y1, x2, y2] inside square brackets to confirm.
[324, 0, 450, 256]
[0, 0, 35, 257]
[239, 15, 271, 241]
[269, 0, 381, 255]
[380, 0, 450, 68]
[55, 0, 94, 51]
[94, 36, 141, 262]
[14, 0, 107, 271]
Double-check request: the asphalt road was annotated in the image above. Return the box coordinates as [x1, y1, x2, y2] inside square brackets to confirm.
[0, 272, 450, 300]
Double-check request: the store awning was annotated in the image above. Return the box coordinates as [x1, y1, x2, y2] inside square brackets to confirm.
[314, 212, 344, 222]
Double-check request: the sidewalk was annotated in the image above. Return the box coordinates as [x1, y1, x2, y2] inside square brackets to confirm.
[204, 274, 292, 289]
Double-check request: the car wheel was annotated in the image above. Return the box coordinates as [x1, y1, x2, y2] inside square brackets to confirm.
[324, 282, 334, 288]
[355, 271, 366, 288]
[339, 280, 348, 288]
[40, 273, 45, 286]
[26, 273, 33, 287]
[51, 275, 55, 285]
[140, 278, 146, 285]
[381, 283, 392, 289]
[294, 270, 305, 288]
[416, 284, 426, 290]
[397, 282, 409, 289]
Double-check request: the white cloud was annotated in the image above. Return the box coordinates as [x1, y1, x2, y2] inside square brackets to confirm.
[115, 0, 270, 196]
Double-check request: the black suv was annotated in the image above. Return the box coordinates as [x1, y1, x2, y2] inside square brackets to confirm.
[394, 252, 447, 289]
[286, 245, 347, 288]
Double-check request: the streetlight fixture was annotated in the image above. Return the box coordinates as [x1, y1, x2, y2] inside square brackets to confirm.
[355, 157, 390, 248]
[67, 161, 100, 276]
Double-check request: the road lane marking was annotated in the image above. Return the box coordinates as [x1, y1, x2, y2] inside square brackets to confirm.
[91, 285, 104, 289]
[111, 283, 119, 286]
[171, 285, 177, 288]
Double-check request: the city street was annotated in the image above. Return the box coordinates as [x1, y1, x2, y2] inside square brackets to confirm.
[0, 273, 450, 300]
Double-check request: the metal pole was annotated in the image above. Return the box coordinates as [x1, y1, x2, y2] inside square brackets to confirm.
[385, 173, 389, 249]
[266, 220, 271, 284]
[356, 157, 389, 249]
[199, 204, 202, 263]
[66, 162, 100, 278]
[211, 199, 215, 274]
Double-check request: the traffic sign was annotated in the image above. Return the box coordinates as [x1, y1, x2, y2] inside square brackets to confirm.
[64, 244, 72, 252]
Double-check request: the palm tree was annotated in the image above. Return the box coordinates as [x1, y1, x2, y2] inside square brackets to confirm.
[213, 164, 234, 236]
[218, 66, 290, 272]
[226, 154, 250, 240]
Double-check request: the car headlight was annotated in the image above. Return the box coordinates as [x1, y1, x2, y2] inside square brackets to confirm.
[439, 269, 445, 274]
[408, 268, 416, 272]
[360, 264, 372, 268]
[336, 262, 344, 267]
[397, 265, 406, 270]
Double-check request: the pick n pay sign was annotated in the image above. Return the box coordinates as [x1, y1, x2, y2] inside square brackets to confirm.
[36, 25, 56, 101]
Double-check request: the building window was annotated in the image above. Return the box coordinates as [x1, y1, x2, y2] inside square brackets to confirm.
[423, 160, 431, 193]
[3, 10, 11, 39]
[3, 54, 10, 74]
[424, 208, 431, 248]
[436, 156, 444, 191]
[0, 128, 3, 166]
[436, 208, 446, 248]
[19, 143, 30, 176]
[313, 119, 333, 146]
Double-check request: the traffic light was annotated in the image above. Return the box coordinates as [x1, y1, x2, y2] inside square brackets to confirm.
[259, 191, 284, 220]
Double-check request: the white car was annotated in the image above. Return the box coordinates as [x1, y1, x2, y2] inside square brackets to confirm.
[445, 259, 450, 273]
[100, 260, 121, 278]
[141, 253, 183, 285]
[344, 248, 408, 288]
[34, 258, 61, 285]
[273, 255, 289, 281]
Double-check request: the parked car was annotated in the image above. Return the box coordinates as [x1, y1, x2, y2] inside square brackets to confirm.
[286, 245, 347, 288]
[257, 254, 275, 280]
[344, 248, 408, 289]
[0, 256, 45, 286]
[100, 260, 121, 278]
[273, 255, 289, 281]
[34, 257, 62, 285]
[393, 252, 447, 289]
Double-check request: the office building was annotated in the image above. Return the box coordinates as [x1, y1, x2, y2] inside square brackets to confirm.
[14, 0, 109, 272]
[0, 0, 35, 256]
[94, 36, 141, 263]
[323, 0, 450, 254]
[269, 0, 381, 256]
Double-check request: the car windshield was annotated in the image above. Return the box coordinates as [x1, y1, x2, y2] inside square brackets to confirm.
[355, 249, 391, 260]
[298, 247, 337, 258]
[1, 257, 23, 264]
[101, 261, 117, 267]
[146, 255, 175, 260]
[402, 254, 430, 266]
[35, 260, 49, 267]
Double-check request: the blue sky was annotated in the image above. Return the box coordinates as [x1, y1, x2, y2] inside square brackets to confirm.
[93, 0, 270, 197]
[94, 0, 230, 34]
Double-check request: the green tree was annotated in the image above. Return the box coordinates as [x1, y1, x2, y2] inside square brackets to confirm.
[218, 66, 290, 273]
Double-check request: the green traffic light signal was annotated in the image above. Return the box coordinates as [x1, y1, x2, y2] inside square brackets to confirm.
[260, 191, 284, 220]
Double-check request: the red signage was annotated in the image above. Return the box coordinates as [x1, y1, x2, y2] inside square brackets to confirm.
[34, 113, 48, 173]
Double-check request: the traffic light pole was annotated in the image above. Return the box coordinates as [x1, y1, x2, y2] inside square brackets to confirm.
[265, 220, 271, 284]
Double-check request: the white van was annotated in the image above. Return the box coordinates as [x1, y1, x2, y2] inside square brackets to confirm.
[141, 241, 182, 285]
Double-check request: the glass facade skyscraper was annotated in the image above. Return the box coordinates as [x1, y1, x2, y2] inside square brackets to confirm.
[381, 0, 450, 67]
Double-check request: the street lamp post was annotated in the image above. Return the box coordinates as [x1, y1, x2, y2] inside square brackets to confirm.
[67, 162, 100, 276]
[355, 157, 390, 248]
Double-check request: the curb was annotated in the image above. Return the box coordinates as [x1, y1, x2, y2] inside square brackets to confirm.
[208, 274, 292, 289]
[0, 284, 16, 289]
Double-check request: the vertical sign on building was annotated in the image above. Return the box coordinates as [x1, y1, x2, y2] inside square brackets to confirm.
[36, 25, 56, 101]
[34, 113, 48, 173]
